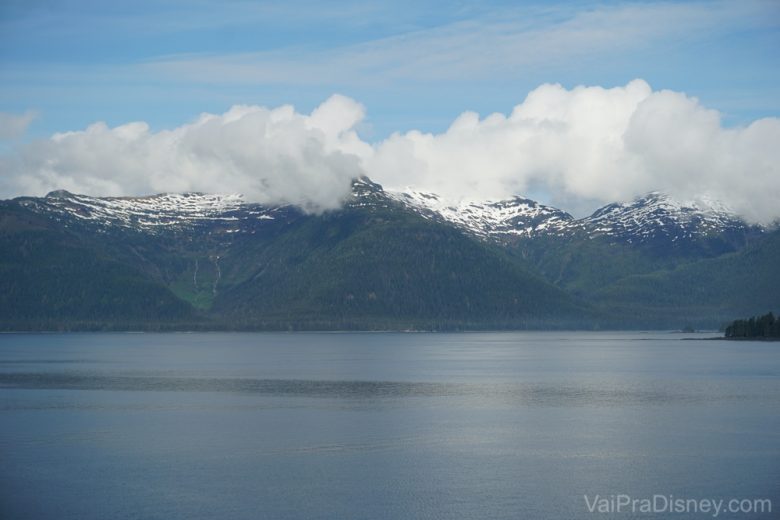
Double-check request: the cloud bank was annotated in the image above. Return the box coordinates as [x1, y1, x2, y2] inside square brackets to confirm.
[1, 96, 368, 212]
[369, 79, 780, 224]
[2, 80, 779, 223]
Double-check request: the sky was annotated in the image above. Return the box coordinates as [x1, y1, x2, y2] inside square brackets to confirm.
[1, 0, 779, 220]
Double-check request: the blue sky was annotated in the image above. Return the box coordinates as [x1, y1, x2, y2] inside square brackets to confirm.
[1, 0, 779, 140]
[1, 1, 779, 221]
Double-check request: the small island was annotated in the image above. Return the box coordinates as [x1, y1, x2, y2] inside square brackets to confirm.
[724, 312, 780, 340]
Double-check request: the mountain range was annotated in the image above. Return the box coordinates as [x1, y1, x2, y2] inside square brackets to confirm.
[1, 177, 777, 331]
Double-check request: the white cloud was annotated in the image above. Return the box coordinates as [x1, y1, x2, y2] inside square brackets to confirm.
[367, 80, 780, 224]
[0, 110, 36, 140]
[0, 96, 365, 212]
[1, 80, 779, 224]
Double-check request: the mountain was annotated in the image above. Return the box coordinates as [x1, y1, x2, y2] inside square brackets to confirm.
[579, 192, 761, 256]
[0, 177, 776, 330]
[209, 202, 586, 330]
[0, 179, 587, 330]
[22, 189, 272, 233]
[388, 189, 576, 241]
[386, 186, 767, 301]
[0, 202, 197, 330]
[591, 227, 780, 328]
[391, 188, 762, 256]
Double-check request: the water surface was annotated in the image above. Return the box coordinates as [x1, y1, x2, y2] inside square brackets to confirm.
[1, 332, 778, 519]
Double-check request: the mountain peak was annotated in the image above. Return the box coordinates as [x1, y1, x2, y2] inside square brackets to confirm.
[17, 182, 760, 250]
[385, 187, 575, 240]
[584, 191, 757, 248]
[30, 190, 252, 233]
[591, 191, 735, 218]
[350, 176, 385, 196]
[45, 189, 75, 199]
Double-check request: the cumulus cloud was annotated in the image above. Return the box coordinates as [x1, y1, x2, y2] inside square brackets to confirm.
[1, 81, 779, 223]
[367, 80, 780, 224]
[0, 96, 366, 212]
[0, 111, 37, 140]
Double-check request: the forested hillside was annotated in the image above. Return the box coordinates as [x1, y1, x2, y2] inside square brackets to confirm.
[1, 179, 777, 331]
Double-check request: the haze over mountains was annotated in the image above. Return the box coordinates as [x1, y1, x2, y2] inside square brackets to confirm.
[1, 177, 776, 331]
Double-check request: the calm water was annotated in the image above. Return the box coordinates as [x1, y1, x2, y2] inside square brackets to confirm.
[1, 332, 778, 519]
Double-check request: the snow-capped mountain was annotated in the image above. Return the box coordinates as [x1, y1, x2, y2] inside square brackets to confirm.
[388, 189, 576, 239]
[17, 189, 279, 233]
[579, 192, 757, 244]
[382, 183, 759, 246]
[3, 177, 776, 331]
[13, 178, 761, 247]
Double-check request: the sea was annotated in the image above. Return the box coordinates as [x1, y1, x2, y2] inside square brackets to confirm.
[1, 331, 778, 519]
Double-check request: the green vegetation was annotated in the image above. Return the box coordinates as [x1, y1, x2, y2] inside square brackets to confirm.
[1, 193, 778, 331]
[725, 312, 780, 339]
[0, 229, 199, 330]
[586, 229, 780, 328]
[212, 206, 590, 329]
[0, 199, 590, 331]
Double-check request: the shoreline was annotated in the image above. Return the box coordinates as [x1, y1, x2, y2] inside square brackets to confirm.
[683, 336, 780, 342]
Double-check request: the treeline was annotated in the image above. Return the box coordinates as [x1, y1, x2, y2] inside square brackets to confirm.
[724, 312, 780, 339]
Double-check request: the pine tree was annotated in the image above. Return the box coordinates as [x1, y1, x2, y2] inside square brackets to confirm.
[725, 312, 780, 339]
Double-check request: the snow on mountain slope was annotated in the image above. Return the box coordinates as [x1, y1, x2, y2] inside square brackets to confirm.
[17, 190, 275, 232]
[10, 179, 760, 245]
[388, 188, 576, 239]
[384, 185, 760, 245]
[581, 192, 756, 244]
